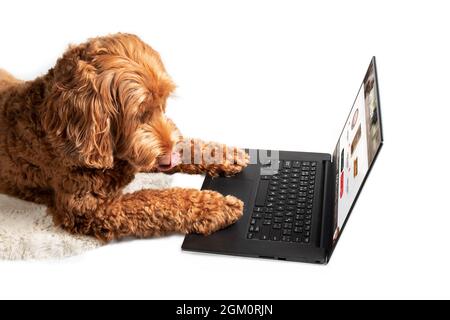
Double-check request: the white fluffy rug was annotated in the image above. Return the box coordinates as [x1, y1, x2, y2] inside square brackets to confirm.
[0, 173, 172, 260]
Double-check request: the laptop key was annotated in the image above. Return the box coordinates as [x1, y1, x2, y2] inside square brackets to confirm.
[255, 180, 269, 206]
[260, 234, 269, 240]
[253, 212, 263, 219]
[274, 212, 284, 217]
[271, 234, 281, 241]
[270, 229, 281, 241]
[259, 226, 271, 239]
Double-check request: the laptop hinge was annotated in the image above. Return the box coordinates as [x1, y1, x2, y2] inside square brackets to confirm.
[319, 159, 335, 252]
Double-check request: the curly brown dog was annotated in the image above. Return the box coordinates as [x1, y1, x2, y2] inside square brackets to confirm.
[0, 33, 249, 241]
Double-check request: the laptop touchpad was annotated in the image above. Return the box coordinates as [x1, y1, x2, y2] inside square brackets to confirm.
[204, 178, 254, 210]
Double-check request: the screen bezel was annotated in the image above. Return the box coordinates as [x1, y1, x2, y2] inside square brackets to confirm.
[328, 57, 384, 258]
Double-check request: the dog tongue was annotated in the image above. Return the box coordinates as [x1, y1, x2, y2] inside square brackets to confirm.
[170, 152, 181, 167]
[158, 152, 181, 171]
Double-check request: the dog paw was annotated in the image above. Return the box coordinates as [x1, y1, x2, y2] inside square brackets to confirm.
[190, 191, 244, 235]
[234, 147, 250, 168]
[206, 147, 250, 177]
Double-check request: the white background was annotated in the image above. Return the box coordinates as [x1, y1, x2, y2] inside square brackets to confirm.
[1, 0, 449, 300]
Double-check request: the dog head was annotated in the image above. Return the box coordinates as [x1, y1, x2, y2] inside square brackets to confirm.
[43, 33, 182, 171]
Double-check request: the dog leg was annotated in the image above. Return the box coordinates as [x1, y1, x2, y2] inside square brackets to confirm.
[167, 138, 250, 177]
[52, 188, 244, 241]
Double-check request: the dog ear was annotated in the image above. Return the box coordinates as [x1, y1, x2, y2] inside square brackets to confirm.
[43, 45, 115, 169]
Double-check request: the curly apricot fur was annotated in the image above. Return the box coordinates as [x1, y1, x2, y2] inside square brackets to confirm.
[0, 33, 248, 241]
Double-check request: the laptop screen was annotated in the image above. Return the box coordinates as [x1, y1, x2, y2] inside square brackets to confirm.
[331, 58, 383, 247]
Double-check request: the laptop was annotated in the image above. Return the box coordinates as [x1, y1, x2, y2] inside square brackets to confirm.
[182, 57, 383, 264]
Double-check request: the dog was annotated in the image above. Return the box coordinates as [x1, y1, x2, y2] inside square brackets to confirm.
[0, 33, 249, 241]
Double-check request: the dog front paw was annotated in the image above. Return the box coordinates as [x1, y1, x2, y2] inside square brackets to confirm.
[189, 191, 244, 235]
[206, 147, 250, 177]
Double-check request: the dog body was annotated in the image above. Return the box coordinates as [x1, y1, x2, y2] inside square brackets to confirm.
[0, 34, 247, 241]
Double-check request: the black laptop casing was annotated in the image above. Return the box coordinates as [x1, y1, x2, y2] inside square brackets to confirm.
[182, 150, 335, 264]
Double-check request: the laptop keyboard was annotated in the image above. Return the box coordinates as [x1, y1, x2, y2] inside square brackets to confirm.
[247, 160, 317, 244]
